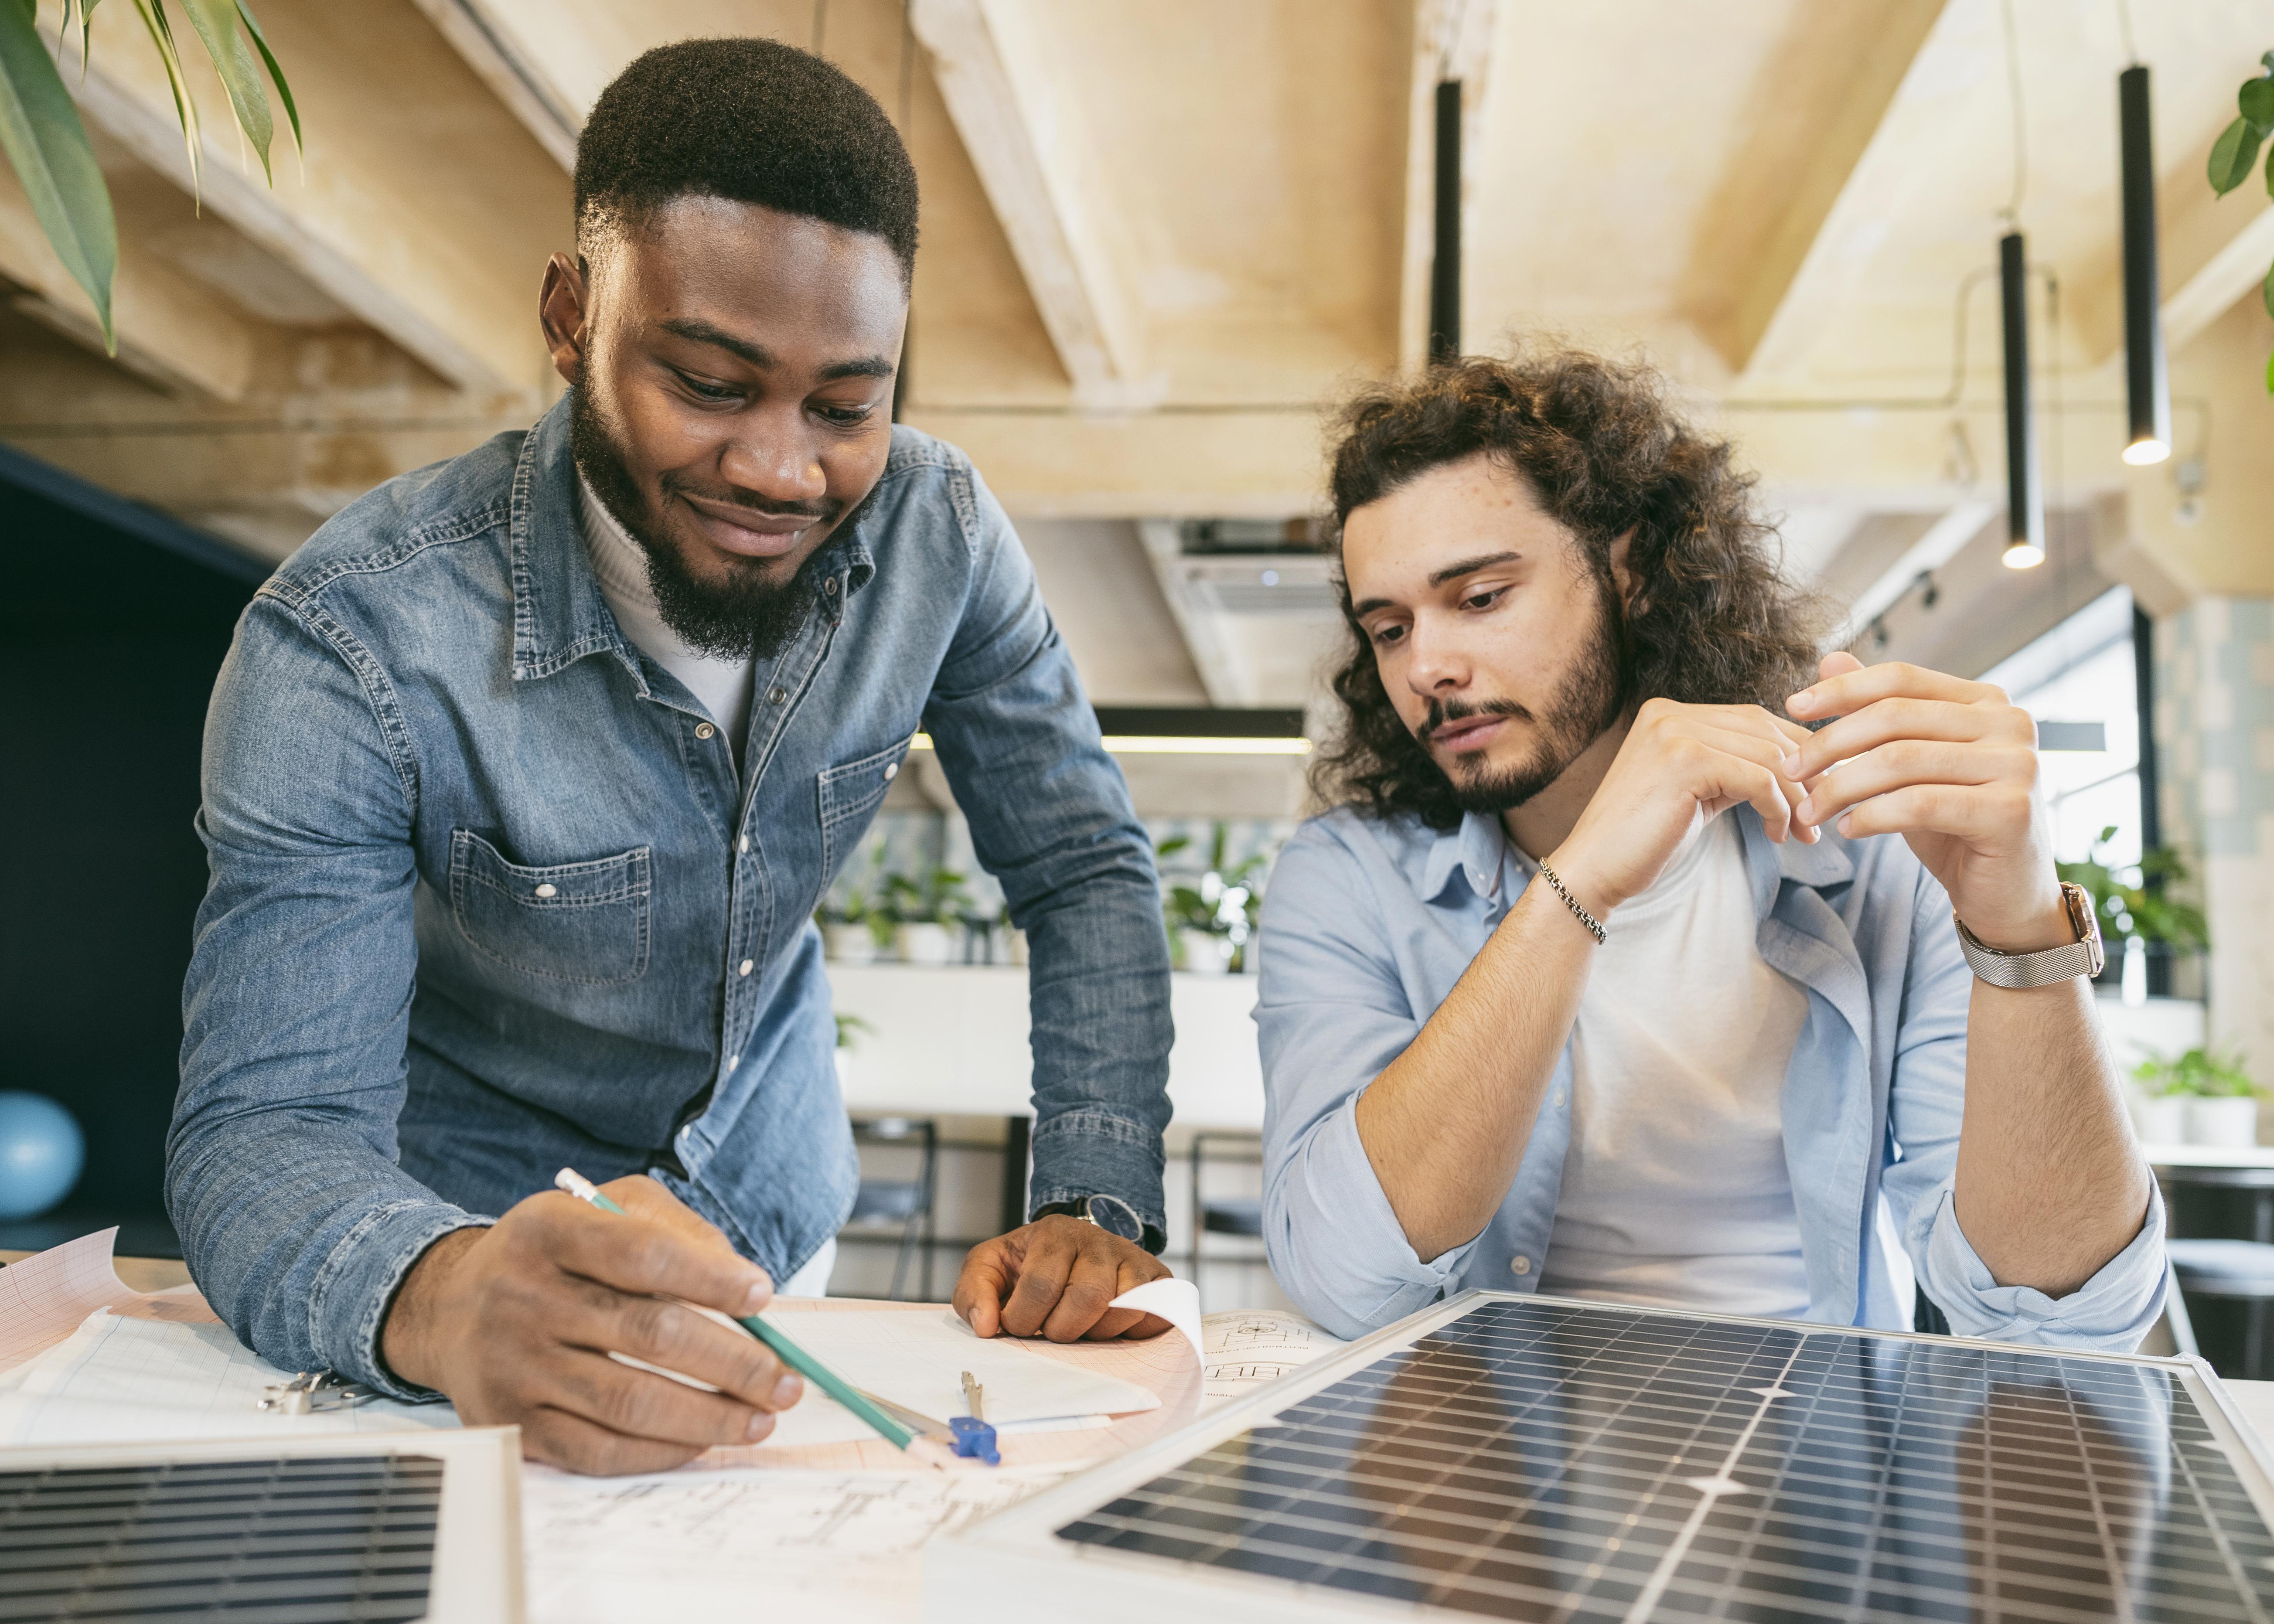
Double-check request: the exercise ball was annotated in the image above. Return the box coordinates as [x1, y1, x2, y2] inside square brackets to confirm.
[0, 1093, 85, 1219]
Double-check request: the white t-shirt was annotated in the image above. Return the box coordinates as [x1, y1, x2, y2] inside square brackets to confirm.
[577, 474, 757, 762]
[1533, 812, 1814, 1318]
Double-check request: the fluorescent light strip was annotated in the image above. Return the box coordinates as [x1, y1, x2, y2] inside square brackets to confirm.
[907, 732, 1310, 757]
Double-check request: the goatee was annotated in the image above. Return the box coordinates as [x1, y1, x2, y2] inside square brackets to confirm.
[1425, 582, 1626, 815]
[569, 385, 831, 663]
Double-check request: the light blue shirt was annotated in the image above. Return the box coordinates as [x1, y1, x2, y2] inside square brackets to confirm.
[1254, 803, 2166, 1350]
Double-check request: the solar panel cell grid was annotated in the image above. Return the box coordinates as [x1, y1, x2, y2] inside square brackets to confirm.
[1056, 1297, 2274, 1622]
[0, 1454, 443, 1623]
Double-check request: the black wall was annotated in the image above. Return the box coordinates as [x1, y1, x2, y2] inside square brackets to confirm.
[0, 445, 266, 1249]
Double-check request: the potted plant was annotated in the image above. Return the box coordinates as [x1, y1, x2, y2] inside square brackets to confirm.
[882, 865, 972, 967]
[2057, 828, 2208, 999]
[1158, 824, 1267, 975]
[832, 1012, 872, 1091]
[2133, 1046, 2260, 1147]
[816, 848, 899, 964]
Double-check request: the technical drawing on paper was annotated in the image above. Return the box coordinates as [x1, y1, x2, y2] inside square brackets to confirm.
[1201, 1309, 1344, 1404]
[521, 1467, 1062, 1624]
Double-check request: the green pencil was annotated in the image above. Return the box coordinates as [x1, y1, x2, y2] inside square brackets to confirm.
[553, 1167, 946, 1464]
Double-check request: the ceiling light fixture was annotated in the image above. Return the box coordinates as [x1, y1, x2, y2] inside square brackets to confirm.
[1429, 79, 1462, 365]
[2118, 64, 2171, 466]
[1999, 231, 2045, 570]
[907, 708, 1314, 759]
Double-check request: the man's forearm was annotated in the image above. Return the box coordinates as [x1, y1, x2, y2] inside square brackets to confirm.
[1953, 974, 2151, 1296]
[1353, 881, 1596, 1261]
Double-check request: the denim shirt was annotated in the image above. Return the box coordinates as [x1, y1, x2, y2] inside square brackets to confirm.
[1255, 803, 2166, 1350]
[169, 396, 1173, 1396]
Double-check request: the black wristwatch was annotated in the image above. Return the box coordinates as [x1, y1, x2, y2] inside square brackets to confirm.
[1035, 1194, 1164, 1255]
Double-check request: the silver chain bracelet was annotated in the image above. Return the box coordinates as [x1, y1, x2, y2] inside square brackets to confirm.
[1535, 864, 1606, 945]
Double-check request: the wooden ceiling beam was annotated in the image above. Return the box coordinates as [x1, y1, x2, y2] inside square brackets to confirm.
[53, 0, 566, 399]
[0, 167, 255, 402]
[1733, 0, 1974, 384]
[910, 0, 1149, 406]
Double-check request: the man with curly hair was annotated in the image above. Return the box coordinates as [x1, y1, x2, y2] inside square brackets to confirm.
[1258, 351, 2163, 1350]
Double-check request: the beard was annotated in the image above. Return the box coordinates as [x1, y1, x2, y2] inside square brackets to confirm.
[569, 385, 833, 663]
[1423, 585, 1626, 816]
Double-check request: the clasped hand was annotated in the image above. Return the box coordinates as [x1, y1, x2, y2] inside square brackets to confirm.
[1554, 652, 2065, 951]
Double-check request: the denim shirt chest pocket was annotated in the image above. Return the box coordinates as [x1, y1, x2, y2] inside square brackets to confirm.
[448, 829, 653, 984]
[815, 740, 910, 887]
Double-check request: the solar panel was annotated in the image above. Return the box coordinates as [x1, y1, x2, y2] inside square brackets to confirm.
[927, 1291, 2274, 1624]
[0, 1454, 443, 1621]
[0, 1427, 525, 1624]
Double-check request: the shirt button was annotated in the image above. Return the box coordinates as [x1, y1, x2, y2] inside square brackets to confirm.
[726, 1052, 740, 1070]
[695, 722, 716, 740]
[738, 958, 754, 976]
[1510, 1255, 1532, 1276]
[533, 883, 557, 898]
[739, 836, 750, 853]
[883, 762, 898, 781]
[768, 686, 788, 705]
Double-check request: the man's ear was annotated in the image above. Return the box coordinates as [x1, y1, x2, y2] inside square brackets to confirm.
[538, 252, 590, 387]
[1608, 528, 1640, 609]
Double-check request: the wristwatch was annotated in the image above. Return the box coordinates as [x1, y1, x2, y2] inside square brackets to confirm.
[1953, 881, 2105, 988]
[1035, 1193, 1161, 1253]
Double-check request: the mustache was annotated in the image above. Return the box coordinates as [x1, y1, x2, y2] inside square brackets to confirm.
[658, 469, 841, 525]
[1418, 696, 1532, 744]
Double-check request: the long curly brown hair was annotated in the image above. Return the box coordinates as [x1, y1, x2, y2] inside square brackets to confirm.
[1313, 349, 1826, 830]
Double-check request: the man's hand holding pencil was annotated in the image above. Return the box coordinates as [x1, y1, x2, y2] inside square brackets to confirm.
[378, 1174, 805, 1476]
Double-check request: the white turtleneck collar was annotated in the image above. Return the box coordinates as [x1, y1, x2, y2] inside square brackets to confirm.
[576, 473, 757, 763]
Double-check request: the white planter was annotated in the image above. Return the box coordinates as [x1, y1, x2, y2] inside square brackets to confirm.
[2187, 1097, 2260, 1147]
[1006, 929, 1029, 967]
[1180, 928, 1230, 976]
[822, 923, 876, 965]
[897, 922, 957, 967]
[2130, 1095, 2188, 1145]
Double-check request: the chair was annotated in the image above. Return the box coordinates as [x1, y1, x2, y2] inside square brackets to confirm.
[1188, 1132, 1264, 1304]
[2169, 1239, 2274, 1378]
[846, 1117, 939, 1301]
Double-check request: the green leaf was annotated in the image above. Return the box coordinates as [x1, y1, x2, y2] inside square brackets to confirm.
[2265, 258, 2274, 323]
[0, 0, 118, 347]
[2243, 75, 2274, 131]
[2211, 116, 2265, 196]
[177, 0, 269, 180]
[131, 0, 202, 194]
[232, 0, 294, 154]
[2265, 340, 2273, 396]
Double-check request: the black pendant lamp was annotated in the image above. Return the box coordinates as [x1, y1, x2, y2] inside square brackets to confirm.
[2119, 65, 2171, 465]
[2000, 231, 2045, 569]
[1429, 79, 1461, 365]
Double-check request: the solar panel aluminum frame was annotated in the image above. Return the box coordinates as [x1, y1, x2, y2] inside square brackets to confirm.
[922, 1289, 2274, 1624]
[0, 1424, 525, 1624]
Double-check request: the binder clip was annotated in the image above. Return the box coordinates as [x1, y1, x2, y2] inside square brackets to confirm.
[259, 1370, 379, 1415]
[951, 1369, 999, 1465]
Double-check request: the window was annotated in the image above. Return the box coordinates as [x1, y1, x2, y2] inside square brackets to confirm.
[1977, 587, 2141, 868]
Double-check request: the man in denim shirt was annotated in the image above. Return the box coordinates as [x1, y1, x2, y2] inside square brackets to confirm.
[170, 40, 1173, 1475]
[1257, 352, 2164, 1350]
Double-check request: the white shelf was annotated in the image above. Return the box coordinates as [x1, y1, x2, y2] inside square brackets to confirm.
[827, 962, 1265, 1132]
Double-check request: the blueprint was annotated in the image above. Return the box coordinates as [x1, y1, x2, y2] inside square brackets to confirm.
[1201, 1308, 1344, 1404]
[522, 1465, 1062, 1624]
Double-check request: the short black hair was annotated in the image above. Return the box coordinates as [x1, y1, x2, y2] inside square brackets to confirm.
[575, 37, 919, 276]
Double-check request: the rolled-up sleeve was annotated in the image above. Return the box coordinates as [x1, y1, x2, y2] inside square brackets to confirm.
[1881, 865, 2167, 1350]
[1255, 822, 1480, 1339]
[168, 592, 485, 1399]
